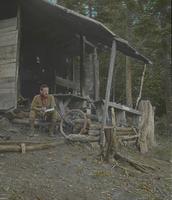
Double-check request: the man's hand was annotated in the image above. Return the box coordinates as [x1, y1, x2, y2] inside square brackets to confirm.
[40, 107, 46, 116]
[41, 107, 47, 112]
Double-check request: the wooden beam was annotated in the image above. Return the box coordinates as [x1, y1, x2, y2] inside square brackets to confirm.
[93, 48, 100, 100]
[80, 35, 86, 96]
[56, 76, 78, 90]
[108, 101, 141, 115]
[100, 40, 117, 146]
[76, 34, 96, 48]
[85, 38, 96, 48]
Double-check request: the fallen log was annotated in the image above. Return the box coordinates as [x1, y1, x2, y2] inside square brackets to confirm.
[114, 152, 155, 173]
[11, 118, 51, 127]
[66, 134, 99, 143]
[12, 118, 29, 125]
[0, 141, 62, 153]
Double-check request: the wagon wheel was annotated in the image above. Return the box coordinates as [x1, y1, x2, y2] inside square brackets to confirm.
[60, 109, 87, 138]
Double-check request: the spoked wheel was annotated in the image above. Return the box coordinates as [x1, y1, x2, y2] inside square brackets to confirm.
[60, 109, 88, 138]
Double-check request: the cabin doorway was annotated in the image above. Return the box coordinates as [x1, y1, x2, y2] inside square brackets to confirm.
[19, 35, 56, 100]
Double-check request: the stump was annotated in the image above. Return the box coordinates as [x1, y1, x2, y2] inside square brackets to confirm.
[138, 100, 155, 153]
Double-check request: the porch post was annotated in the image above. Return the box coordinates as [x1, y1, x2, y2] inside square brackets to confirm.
[100, 40, 117, 146]
[80, 35, 86, 96]
[126, 56, 133, 107]
[93, 48, 100, 100]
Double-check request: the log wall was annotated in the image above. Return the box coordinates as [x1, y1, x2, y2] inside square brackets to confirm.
[0, 17, 18, 110]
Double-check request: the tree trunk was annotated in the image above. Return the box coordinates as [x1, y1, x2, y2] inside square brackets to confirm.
[165, 62, 172, 134]
[138, 100, 156, 154]
[88, 0, 93, 18]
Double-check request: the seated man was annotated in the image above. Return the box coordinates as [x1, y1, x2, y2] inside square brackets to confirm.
[29, 84, 60, 136]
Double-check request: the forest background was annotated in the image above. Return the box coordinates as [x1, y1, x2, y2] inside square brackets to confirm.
[56, 0, 171, 133]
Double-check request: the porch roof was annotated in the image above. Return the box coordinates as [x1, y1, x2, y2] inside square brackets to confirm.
[21, 0, 151, 64]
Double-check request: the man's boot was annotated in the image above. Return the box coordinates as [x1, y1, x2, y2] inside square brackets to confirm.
[49, 121, 56, 137]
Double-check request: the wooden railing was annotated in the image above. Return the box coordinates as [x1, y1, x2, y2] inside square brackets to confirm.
[94, 100, 141, 128]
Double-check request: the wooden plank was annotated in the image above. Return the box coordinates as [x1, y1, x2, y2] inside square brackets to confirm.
[0, 93, 16, 110]
[0, 77, 15, 84]
[108, 101, 141, 115]
[56, 76, 78, 90]
[0, 79, 15, 89]
[116, 127, 133, 132]
[0, 45, 17, 64]
[0, 30, 18, 47]
[0, 77, 15, 90]
[118, 135, 139, 140]
[0, 88, 16, 94]
[0, 26, 16, 34]
[0, 63, 16, 78]
[0, 18, 17, 29]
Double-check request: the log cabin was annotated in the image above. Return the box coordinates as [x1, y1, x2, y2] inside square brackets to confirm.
[0, 0, 152, 137]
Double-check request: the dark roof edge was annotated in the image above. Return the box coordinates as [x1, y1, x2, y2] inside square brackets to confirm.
[42, 0, 152, 64]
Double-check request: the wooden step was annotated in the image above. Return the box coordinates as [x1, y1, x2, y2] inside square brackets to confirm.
[116, 127, 133, 132]
[116, 131, 135, 136]
[88, 130, 100, 136]
[118, 134, 140, 140]
[89, 123, 101, 130]
[12, 118, 29, 125]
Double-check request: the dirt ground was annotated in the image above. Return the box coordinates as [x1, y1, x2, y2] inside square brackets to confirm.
[0, 118, 171, 200]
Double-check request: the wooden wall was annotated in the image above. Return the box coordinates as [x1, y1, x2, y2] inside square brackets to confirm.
[0, 17, 18, 110]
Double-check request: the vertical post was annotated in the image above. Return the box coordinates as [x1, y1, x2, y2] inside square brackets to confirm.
[93, 48, 100, 100]
[100, 40, 117, 147]
[135, 64, 147, 109]
[88, 0, 93, 18]
[126, 56, 133, 107]
[80, 35, 86, 96]
[112, 64, 117, 102]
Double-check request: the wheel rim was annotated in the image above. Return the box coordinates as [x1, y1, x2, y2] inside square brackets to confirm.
[60, 109, 87, 138]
